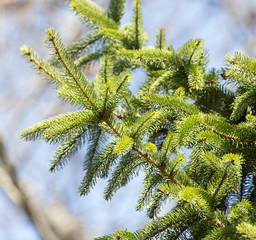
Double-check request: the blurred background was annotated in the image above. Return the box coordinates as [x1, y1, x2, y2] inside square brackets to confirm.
[1, 0, 256, 239]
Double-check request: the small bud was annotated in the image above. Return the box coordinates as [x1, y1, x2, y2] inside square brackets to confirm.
[137, 154, 142, 158]
[163, 59, 167, 62]
[149, 213, 154, 219]
[210, 79, 215, 84]
[183, 198, 189, 203]
[160, 189, 169, 196]
[192, 86, 196, 91]
[48, 35, 56, 41]
[158, 120, 162, 124]
[231, 159, 235, 165]
[239, 214, 243, 218]
[203, 137, 207, 140]
[232, 187, 236, 193]
[192, 169, 196, 174]
[117, 235, 121, 240]
[157, 58, 161, 61]
[221, 73, 227, 79]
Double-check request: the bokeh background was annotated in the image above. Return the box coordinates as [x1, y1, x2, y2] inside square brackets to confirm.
[1, 0, 256, 239]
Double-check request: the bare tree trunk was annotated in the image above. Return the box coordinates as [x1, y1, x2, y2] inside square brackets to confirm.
[0, 136, 89, 240]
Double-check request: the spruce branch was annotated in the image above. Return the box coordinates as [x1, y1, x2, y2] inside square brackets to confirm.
[49, 128, 86, 171]
[70, 0, 119, 29]
[188, 39, 202, 64]
[47, 29, 98, 111]
[20, 1, 256, 238]
[101, 113, 182, 186]
[20, 46, 65, 86]
[133, 111, 156, 138]
[132, 145, 182, 187]
[74, 51, 103, 67]
[108, 0, 127, 24]
[155, 28, 166, 50]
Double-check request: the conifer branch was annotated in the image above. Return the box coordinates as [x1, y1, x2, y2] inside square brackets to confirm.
[156, 28, 166, 50]
[115, 74, 130, 94]
[229, 58, 256, 76]
[75, 51, 103, 67]
[136, 207, 198, 239]
[132, 145, 182, 187]
[49, 129, 85, 171]
[134, 0, 140, 49]
[108, 0, 127, 24]
[188, 39, 202, 64]
[47, 30, 98, 111]
[21, 1, 256, 238]
[201, 122, 254, 144]
[103, 87, 109, 114]
[70, 0, 118, 29]
[159, 30, 163, 50]
[80, 148, 114, 196]
[87, 129, 102, 168]
[102, 115, 181, 186]
[123, 95, 134, 115]
[133, 112, 156, 137]
[113, 111, 124, 119]
[145, 93, 199, 115]
[163, 132, 175, 158]
[102, 118, 122, 137]
[21, 46, 65, 86]
[102, 57, 109, 114]
[212, 165, 229, 199]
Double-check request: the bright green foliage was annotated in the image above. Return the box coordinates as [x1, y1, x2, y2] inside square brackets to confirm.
[155, 28, 167, 50]
[21, 1, 256, 239]
[108, 0, 127, 24]
[237, 222, 256, 240]
[70, 0, 118, 29]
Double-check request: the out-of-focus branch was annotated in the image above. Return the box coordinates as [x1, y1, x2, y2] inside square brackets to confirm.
[0, 136, 89, 240]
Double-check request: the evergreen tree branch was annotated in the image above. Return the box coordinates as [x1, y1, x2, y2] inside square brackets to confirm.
[155, 28, 166, 50]
[136, 206, 198, 240]
[49, 128, 86, 171]
[108, 0, 127, 24]
[188, 39, 202, 64]
[133, 112, 156, 137]
[132, 145, 182, 187]
[70, 0, 118, 29]
[101, 115, 182, 186]
[21, 46, 65, 86]
[47, 29, 98, 111]
[75, 51, 103, 67]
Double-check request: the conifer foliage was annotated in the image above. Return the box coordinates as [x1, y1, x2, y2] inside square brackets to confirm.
[21, 0, 256, 239]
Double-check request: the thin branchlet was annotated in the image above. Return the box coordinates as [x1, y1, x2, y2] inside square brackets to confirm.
[48, 32, 98, 111]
